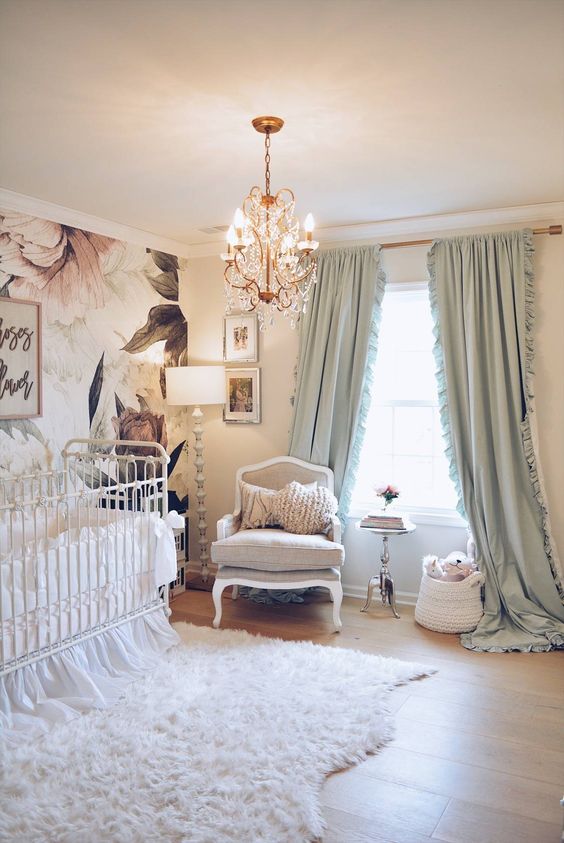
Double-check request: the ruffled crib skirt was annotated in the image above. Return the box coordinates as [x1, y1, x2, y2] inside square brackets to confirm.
[0, 610, 179, 747]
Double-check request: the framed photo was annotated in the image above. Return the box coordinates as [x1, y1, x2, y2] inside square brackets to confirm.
[223, 313, 258, 363]
[223, 368, 261, 424]
[0, 298, 42, 420]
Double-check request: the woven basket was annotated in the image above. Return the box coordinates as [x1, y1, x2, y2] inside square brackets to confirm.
[415, 571, 485, 634]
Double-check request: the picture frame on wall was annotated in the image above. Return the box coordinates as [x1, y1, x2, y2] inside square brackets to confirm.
[223, 313, 258, 363]
[0, 297, 42, 420]
[223, 368, 261, 424]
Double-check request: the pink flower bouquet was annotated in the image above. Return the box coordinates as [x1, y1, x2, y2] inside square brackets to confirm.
[374, 483, 400, 508]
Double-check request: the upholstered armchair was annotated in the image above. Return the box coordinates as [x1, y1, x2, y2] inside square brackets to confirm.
[211, 456, 345, 631]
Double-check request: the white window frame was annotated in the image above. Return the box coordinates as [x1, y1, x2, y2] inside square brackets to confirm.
[349, 282, 467, 529]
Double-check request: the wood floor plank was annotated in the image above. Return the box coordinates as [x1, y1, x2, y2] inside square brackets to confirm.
[431, 798, 560, 843]
[324, 627, 564, 699]
[321, 806, 434, 843]
[355, 745, 563, 825]
[320, 768, 449, 837]
[396, 693, 563, 749]
[392, 717, 564, 785]
[393, 671, 564, 719]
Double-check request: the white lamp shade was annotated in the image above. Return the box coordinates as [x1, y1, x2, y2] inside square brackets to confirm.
[166, 366, 225, 406]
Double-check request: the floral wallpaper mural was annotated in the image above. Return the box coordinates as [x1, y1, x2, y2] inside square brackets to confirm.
[0, 208, 190, 509]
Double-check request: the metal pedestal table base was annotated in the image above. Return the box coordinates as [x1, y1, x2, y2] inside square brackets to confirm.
[361, 535, 400, 619]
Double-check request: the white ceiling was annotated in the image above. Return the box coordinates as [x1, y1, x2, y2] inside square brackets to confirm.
[1, 0, 563, 246]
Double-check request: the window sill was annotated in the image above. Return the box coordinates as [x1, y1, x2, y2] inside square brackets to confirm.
[348, 504, 467, 529]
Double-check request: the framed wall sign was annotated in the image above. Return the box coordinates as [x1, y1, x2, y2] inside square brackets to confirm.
[0, 298, 42, 420]
[223, 368, 261, 424]
[223, 313, 258, 363]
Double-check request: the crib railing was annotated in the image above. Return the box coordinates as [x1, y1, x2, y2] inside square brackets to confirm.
[0, 439, 170, 678]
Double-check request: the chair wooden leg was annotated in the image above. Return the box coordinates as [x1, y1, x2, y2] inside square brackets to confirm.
[212, 580, 225, 628]
[329, 582, 343, 632]
[231, 584, 239, 600]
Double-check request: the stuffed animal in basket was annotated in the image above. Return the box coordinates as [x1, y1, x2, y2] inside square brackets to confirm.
[422, 552, 477, 582]
[422, 555, 445, 579]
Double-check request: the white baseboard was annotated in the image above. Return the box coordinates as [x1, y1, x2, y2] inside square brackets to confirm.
[342, 583, 418, 606]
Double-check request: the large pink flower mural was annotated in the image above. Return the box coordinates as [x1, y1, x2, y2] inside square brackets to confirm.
[0, 211, 116, 324]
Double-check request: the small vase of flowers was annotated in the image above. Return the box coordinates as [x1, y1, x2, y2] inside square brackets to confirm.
[374, 483, 400, 509]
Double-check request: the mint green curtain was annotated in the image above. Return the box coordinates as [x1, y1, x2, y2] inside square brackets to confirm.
[428, 230, 564, 652]
[289, 245, 386, 521]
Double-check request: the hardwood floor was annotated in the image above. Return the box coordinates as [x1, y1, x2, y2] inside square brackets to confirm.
[171, 588, 564, 843]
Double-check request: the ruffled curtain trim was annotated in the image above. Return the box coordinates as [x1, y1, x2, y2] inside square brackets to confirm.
[337, 250, 386, 525]
[520, 230, 564, 600]
[427, 245, 466, 521]
[461, 629, 564, 653]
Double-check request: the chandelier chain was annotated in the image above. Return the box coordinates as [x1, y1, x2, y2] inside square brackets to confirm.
[264, 131, 271, 196]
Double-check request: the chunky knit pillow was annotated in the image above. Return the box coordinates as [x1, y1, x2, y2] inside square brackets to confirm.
[273, 481, 338, 535]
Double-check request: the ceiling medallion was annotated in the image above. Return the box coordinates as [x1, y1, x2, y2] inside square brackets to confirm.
[221, 116, 318, 329]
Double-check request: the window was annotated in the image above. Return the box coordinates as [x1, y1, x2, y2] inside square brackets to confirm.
[352, 285, 464, 525]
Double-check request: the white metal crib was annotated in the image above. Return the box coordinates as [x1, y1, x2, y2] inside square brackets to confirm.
[0, 438, 171, 678]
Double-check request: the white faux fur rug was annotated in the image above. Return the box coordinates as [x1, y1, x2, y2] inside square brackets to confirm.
[1, 623, 434, 843]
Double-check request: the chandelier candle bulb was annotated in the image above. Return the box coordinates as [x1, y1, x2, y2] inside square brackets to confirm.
[220, 225, 237, 263]
[298, 212, 319, 254]
[233, 208, 246, 247]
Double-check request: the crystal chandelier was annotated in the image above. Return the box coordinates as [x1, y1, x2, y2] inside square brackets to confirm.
[221, 116, 319, 329]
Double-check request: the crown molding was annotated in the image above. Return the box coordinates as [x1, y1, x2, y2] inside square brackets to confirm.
[188, 201, 564, 258]
[316, 201, 564, 242]
[0, 187, 193, 258]
[2, 189, 561, 261]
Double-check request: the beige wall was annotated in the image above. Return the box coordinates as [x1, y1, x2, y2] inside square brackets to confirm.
[180, 257, 299, 561]
[181, 222, 563, 595]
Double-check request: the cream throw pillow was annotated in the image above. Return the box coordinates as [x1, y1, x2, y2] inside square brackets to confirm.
[272, 481, 338, 535]
[240, 481, 280, 529]
[239, 479, 318, 530]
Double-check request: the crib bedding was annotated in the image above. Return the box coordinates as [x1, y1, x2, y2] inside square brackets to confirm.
[1, 510, 179, 664]
[1, 510, 178, 622]
[0, 508, 117, 561]
[1, 507, 155, 563]
[3, 513, 153, 620]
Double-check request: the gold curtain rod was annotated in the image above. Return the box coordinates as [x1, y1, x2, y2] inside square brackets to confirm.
[380, 225, 562, 250]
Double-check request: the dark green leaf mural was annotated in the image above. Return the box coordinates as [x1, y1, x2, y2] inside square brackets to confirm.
[147, 272, 179, 301]
[122, 303, 186, 356]
[115, 393, 126, 417]
[167, 439, 186, 478]
[148, 251, 180, 275]
[88, 353, 104, 425]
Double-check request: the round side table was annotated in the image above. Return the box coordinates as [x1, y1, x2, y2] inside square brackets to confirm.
[356, 519, 416, 618]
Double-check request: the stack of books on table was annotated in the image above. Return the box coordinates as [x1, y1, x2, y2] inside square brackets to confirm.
[360, 514, 406, 530]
